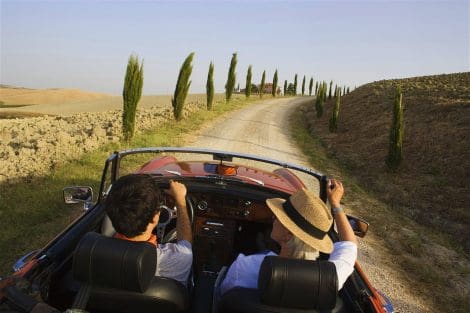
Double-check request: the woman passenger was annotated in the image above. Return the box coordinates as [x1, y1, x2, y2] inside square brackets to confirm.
[219, 179, 357, 294]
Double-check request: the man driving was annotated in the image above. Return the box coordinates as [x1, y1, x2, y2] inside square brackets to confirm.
[105, 174, 192, 286]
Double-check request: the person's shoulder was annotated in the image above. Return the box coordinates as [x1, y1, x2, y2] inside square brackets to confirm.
[158, 240, 192, 255]
[234, 251, 275, 268]
[333, 241, 358, 249]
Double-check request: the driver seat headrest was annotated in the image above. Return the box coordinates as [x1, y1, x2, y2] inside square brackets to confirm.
[73, 232, 156, 292]
[73, 232, 189, 313]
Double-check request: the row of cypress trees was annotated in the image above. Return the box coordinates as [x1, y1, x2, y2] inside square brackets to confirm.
[311, 81, 404, 170]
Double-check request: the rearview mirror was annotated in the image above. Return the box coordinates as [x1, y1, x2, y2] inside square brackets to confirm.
[63, 186, 93, 211]
[347, 215, 369, 238]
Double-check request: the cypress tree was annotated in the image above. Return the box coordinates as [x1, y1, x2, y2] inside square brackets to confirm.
[225, 53, 237, 102]
[329, 87, 340, 132]
[284, 80, 287, 96]
[315, 81, 319, 95]
[206, 62, 214, 110]
[245, 65, 252, 98]
[328, 81, 333, 99]
[122, 54, 144, 142]
[387, 86, 404, 170]
[334, 84, 338, 98]
[347, 87, 350, 94]
[343, 86, 346, 95]
[272, 70, 278, 97]
[301, 75, 306, 96]
[260, 70, 266, 98]
[293, 74, 298, 95]
[172, 52, 194, 121]
[315, 83, 324, 117]
[309, 77, 313, 96]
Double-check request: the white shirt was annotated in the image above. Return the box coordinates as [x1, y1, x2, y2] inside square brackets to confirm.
[219, 241, 357, 295]
[156, 240, 193, 286]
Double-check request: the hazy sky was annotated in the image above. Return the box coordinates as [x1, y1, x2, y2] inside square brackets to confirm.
[1, 0, 469, 95]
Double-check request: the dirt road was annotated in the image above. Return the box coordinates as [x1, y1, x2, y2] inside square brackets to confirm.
[184, 97, 430, 313]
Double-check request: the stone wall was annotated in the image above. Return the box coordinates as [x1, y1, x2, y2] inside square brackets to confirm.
[0, 101, 205, 183]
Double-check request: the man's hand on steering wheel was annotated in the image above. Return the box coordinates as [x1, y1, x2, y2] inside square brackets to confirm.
[164, 180, 187, 205]
[157, 180, 193, 244]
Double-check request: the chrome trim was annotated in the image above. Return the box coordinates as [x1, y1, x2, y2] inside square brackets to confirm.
[13, 250, 39, 272]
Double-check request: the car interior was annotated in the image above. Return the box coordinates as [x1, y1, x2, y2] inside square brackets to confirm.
[10, 176, 354, 313]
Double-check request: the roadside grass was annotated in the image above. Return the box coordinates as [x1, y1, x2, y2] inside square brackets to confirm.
[290, 103, 469, 313]
[0, 95, 258, 276]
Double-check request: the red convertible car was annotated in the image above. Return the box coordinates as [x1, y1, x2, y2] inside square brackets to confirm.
[0, 147, 394, 313]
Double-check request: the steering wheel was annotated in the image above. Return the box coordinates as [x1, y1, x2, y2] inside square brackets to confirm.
[155, 195, 194, 244]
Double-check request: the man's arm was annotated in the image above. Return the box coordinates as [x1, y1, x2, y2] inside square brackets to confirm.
[327, 179, 357, 245]
[165, 180, 192, 243]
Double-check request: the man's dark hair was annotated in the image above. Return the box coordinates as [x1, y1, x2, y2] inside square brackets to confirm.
[105, 174, 162, 238]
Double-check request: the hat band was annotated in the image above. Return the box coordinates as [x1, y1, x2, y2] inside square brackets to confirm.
[282, 199, 328, 240]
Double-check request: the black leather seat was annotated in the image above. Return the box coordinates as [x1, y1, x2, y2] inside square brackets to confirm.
[218, 256, 344, 313]
[73, 232, 189, 313]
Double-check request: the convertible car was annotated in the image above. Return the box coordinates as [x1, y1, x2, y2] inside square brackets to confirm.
[0, 147, 394, 313]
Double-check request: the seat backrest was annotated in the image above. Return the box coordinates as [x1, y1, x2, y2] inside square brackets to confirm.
[73, 232, 189, 313]
[218, 256, 340, 313]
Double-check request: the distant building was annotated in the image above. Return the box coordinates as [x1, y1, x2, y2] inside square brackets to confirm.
[241, 83, 280, 95]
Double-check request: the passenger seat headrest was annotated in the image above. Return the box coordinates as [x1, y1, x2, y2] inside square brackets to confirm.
[73, 232, 156, 293]
[258, 256, 338, 310]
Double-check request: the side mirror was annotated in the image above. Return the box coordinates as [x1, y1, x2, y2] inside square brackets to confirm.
[63, 186, 93, 211]
[347, 215, 369, 238]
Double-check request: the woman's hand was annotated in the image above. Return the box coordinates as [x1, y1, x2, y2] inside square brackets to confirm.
[327, 179, 343, 208]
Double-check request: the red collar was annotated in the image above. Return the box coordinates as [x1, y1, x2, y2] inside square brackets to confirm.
[114, 233, 157, 246]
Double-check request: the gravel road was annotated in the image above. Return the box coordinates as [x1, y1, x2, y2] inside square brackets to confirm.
[184, 97, 431, 313]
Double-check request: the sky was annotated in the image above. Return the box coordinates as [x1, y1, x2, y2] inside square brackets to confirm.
[1, 0, 469, 95]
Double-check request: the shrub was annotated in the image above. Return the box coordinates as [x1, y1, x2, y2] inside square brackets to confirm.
[225, 53, 237, 102]
[287, 83, 295, 95]
[172, 52, 194, 120]
[122, 54, 144, 142]
[386, 86, 404, 170]
[206, 62, 214, 110]
[245, 65, 252, 98]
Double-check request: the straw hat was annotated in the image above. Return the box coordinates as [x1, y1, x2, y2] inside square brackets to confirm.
[266, 188, 333, 253]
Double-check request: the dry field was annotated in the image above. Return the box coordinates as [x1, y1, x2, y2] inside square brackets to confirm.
[0, 85, 218, 117]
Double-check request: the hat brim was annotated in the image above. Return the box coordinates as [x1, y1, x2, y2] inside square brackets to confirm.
[266, 198, 333, 254]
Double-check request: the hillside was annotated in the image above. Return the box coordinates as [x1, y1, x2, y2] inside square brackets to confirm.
[304, 72, 470, 251]
[0, 85, 112, 106]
